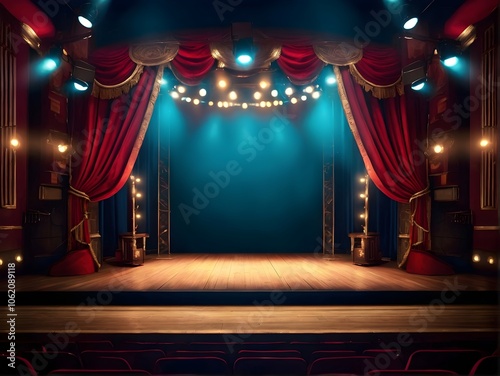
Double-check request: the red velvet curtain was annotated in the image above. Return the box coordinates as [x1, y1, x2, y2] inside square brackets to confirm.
[170, 42, 215, 85]
[50, 65, 161, 275]
[277, 44, 326, 85]
[336, 66, 430, 266]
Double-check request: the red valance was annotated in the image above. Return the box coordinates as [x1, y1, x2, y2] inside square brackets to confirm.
[277, 44, 326, 85]
[169, 42, 216, 86]
[90, 46, 138, 86]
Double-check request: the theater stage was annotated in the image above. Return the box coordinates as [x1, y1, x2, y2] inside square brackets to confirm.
[12, 254, 500, 338]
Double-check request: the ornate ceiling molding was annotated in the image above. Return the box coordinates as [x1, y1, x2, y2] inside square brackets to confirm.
[129, 42, 179, 66]
[313, 41, 362, 66]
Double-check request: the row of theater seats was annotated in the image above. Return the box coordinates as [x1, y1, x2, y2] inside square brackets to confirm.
[2, 340, 498, 376]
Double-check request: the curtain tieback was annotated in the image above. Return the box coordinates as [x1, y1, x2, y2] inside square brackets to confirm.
[69, 185, 90, 201]
[409, 186, 430, 203]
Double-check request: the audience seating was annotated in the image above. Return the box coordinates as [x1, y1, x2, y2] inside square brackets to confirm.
[468, 355, 500, 375]
[233, 356, 307, 375]
[405, 349, 483, 375]
[153, 356, 230, 375]
[1, 355, 38, 376]
[9, 336, 498, 376]
[367, 370, 458, 375]
[48, 370, 150, 375]
[307, 355, 377, 375]
[21, 351, 82, 375]
[84, 356, 132, 370]
[80, 350, 165, 373]
[362, 349, 406, 370]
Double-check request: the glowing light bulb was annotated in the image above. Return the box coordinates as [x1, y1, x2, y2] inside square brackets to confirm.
[285, 87, 294, 96]
[291, 97, 298, 104]
[10, 138, 20, 148]
[472, 254, 480, 263]
[57, 144, 68, 153]
[242, 103, 248, 109]
[480, 139, 489, 148]
[229, 91, 237, 100]
[254, 91, 262, 100]
[218, 80, 227, 88]
[433, 144, 444, 154]
[259, 81, 269, 89]
[199, 88, 207, 97]
[271, 89, 278, 97]
[177, 86, 186, 93]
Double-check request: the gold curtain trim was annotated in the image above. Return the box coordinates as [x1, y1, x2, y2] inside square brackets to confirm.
[127, 65, 164, 179]
[129, 42, 179, 66]
[69, 185, 90, 200]
[68, 185, 101, 269]
[334, 66, 377, 181]
[313, 42, 363, 66]
[92, 65, 144, 99]
[397, 186, 431, 268]
[349, 64, 404, 99]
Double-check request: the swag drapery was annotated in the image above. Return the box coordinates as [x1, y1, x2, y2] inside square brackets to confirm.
[50, 36, 430, 275]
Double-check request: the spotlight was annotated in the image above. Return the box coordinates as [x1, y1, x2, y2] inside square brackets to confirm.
[71, 78, 89, 91]
[177, 86, 186, 93]
[231, 22, 254, 66]
[242, 103, 248, 109]
[193, 98, 200, 105]
[401, 4, 418, 30]
[403, 60, 426, 88]
[301, 95, 307, 101]
[291, 97, 298, 104]
[312, 91, 321, 99]
[271, 89, 278, 97]
[78, 3, 98, 29]
[259, 81, 269, 89]
[199, 88, 207, 97]
[70, 60, 95, 92]
[233, 37, 254, 66]
[218, 79, 227, 89]
[229, 91, 237, 100]
[253, 91, 262, 100]
[285, 87, 294, 96]
[304, 86, 314, 93]
[43, 46, 62, 72]
[171, 91, 180, 99]
[411, 78, 426, 91]
[438, 40, 461, 67]
[472, 254, 480, 263]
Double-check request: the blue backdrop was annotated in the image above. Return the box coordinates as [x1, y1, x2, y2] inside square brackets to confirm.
[100, 84, 397, 258]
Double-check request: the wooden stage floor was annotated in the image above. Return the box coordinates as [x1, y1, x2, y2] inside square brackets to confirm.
[9, 254, 500, 337]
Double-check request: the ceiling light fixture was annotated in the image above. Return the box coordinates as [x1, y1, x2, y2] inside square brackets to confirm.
[78, 3, 98, 29]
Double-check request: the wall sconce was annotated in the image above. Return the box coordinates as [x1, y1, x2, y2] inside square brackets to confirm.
[479, 138, 491, 148]
[9, 138, 20, 150]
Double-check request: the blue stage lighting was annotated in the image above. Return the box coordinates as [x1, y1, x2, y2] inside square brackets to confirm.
[233, 37, 254, 66]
